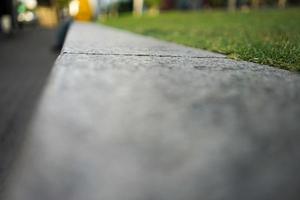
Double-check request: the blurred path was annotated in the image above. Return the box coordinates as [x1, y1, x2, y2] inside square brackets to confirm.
[0, 28, 58, 195]
[3, 23, 300, 200]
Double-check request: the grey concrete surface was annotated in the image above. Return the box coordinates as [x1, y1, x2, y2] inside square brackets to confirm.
[63, 22, 225, 58]
[3, 22, 300, 200]
[0, 28, 58, 197]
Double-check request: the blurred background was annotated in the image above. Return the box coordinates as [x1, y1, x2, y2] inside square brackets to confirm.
[1, 0, 299, 33]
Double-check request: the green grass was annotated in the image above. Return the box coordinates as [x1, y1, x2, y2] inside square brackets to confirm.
[102, 8, 300, 71]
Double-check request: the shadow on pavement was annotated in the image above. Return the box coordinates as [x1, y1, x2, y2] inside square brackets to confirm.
[0, 27, 58, 197]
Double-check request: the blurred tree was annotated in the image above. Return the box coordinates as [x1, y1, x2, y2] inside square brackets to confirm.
[228, 0, 237, 10]
[145, 0, 161, 7]
[56, 0, 71, 9]
[133, 0, 143, 15]
[278, 0, 287, 7]
[251, 0, 260, 8]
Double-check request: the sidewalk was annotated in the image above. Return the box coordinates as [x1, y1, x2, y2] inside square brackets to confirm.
[4, 22, 300, 200]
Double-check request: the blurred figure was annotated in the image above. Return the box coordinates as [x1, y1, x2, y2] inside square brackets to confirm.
[75, 0, 93, 21]
[53, 0, 93, 51]
[0, 0, 17, 35]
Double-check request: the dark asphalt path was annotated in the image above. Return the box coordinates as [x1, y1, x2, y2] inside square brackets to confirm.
[0, 28, 58, 196]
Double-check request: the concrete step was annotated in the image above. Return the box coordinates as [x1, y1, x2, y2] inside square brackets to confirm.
[4, 22, 300, 200]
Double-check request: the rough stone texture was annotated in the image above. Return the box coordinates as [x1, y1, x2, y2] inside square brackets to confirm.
[3, 22, 300, 200]
[63, 22, 225, 58]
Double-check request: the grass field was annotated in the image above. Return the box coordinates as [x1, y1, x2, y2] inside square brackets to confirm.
[103, 8, 300, 71]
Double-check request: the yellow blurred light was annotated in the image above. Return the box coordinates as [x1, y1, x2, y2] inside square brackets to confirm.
[18, 11, 35, 22]
[25, 0, 37, 10]
[1, 15, 12, 33]
[69, 0, 80, 17]
[24, 12, 34, 22]
[17, 13, 25, 22]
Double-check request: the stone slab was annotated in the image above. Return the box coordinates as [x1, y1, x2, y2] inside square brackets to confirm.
[3, 23, 300, 200]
